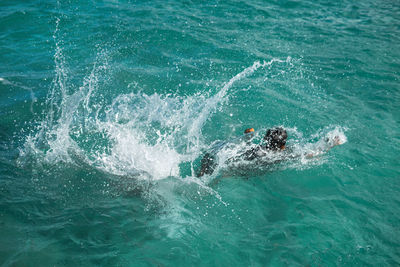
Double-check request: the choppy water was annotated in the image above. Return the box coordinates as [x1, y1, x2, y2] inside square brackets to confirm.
[1, 0, 399, 266]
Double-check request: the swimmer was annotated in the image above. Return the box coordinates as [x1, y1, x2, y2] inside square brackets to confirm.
[197, 127, 343, 177]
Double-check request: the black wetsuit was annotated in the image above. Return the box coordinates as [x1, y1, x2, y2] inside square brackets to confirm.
[197, 133, 254, 177]
[197, 153, 218, 177]
[197, 143, 298, 177]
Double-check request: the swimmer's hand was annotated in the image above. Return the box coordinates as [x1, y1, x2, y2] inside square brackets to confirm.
[305, 136, 343, 158]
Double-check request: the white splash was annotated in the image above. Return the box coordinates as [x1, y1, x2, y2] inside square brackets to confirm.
[21, 44, 292, 181]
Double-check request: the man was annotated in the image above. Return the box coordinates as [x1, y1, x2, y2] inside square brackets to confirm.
[197, 127, 342, 177]
[197, 127, 287, 177]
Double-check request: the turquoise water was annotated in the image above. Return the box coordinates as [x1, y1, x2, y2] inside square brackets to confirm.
[1, 0, 400, 265]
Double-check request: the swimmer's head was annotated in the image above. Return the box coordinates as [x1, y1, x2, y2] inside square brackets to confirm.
[264, 127, 287, 151]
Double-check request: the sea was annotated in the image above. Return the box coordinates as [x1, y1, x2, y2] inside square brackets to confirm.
[0, 0, 399, 266]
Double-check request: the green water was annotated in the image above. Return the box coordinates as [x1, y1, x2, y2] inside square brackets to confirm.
[0, 0, 399, 266]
